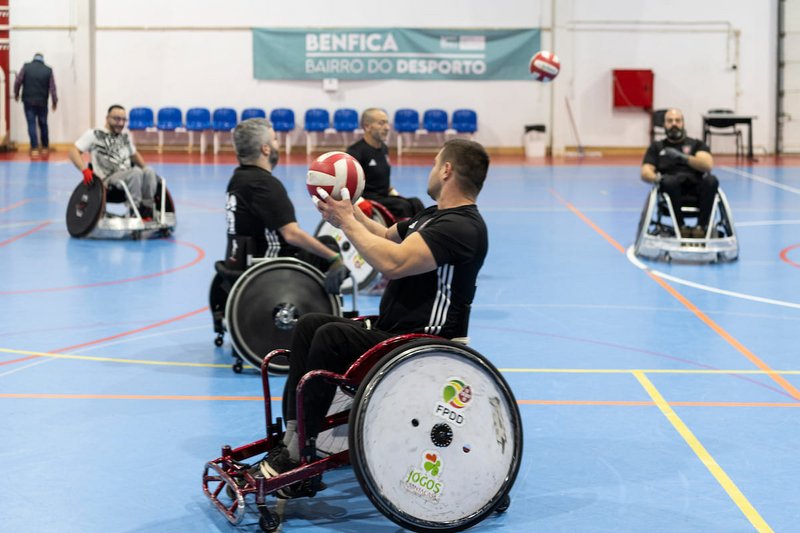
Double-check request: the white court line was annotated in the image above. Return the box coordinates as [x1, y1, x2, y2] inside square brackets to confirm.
[0, 324, 211, 379]
[0, 219, 59, 230]
[736, 219, 800, 227]
[626, 246, 800, 310]
[720, 166, 800, 195]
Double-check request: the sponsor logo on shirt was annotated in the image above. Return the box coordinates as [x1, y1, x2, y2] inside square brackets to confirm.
[368, 158, 377, 167]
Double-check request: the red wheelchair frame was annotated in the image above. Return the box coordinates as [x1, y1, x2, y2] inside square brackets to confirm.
[202, 332, 438, 529]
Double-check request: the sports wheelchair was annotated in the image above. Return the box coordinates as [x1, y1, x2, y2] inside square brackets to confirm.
[314, 199, 396, 294]
[202, 334, 522, 532]
[210, 255, 356, 374]
[65, 175, 176, 239]
[634, 184, 738, 263]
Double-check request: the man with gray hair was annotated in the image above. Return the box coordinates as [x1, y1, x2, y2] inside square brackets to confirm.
[222, 118, 347, 287]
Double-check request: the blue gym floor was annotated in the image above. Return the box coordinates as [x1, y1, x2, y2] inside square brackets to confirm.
[1, 153, 799, 532]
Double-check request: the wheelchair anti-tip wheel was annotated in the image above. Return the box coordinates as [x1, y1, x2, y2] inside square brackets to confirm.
[348, 339, 522, 533]
[225, 258, 341, 373]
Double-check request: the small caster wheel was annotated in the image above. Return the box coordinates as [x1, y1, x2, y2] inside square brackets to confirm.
[232, 358, 243, 373]
[214, 334, 224, 347]
[259, 509, 280, 532]
[495, 493, 511, 514]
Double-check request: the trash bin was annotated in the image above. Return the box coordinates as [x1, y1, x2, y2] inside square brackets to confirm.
[523, 124, 546, 158]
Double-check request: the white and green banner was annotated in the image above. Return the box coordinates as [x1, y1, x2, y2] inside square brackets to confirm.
[253, 28, 539, 80]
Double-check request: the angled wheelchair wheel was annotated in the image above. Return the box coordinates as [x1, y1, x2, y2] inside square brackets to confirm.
[66, 180, 106, 237]
[349, 339, 522, 533]
[314, 202, 390, 294]
[225, 258, 341, 373]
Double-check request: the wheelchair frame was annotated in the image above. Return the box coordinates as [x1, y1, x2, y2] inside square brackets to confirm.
[84, 178, 176, 239]
[202, 334, 521, 532]
[634, 186, 739, 263]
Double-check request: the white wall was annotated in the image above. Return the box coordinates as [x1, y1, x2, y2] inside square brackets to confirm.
[10, 0, 777, 153]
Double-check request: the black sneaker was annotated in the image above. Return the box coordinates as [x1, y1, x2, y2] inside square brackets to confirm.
[258, 446, 298, 478]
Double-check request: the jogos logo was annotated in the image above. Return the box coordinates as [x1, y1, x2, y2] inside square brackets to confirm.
[434, 378, 473, 426]
[403, 451, 444, 500]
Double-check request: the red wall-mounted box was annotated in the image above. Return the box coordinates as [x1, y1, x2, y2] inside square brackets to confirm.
[612, 69, 654, 109]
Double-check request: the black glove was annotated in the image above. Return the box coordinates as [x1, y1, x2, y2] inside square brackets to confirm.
[660, 147, 688, 162]
[324, 260, 350, 294]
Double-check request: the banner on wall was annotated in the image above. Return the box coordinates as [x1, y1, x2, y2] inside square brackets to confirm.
[253, 27, 539, 80]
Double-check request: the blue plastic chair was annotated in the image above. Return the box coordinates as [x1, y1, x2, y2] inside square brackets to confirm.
[211, 108, 238, 154]
[393, 109, 420, 155]
[156, 107, 184, 153]
[270, 108, 295, 154]
[186, 108, 212, 131]
[128, 107, 154, 130]
[304, 108, 331, 154]
[241, 108, 267, 121]
[452, 109, 478, 135]
[333, 108, 359, 132]
[157, 107, 183, 131]
[422, 109, 448, 133]
[186, 108, 212, 154]
[212, 108, 238, 132]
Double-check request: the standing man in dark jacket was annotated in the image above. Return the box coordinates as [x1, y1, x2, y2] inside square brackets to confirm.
[14, 53, 58, 157]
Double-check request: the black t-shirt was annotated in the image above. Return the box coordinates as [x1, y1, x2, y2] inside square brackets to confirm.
[225, 165, 297, 259]
[346, 138, 391, 198]
[643, 137, 710, 179]
[375, 205, 488, 339]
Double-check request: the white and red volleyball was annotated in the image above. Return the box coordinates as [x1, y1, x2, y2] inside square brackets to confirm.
[306, 151, 365, 203]
[529, 50, 560, 82]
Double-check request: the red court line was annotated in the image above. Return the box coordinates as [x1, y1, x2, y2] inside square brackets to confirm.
[0, 199, 30, 213]
[0, 239, 206, 295]
[779, 243, 800, 268]
[0, 355, 40, 366]
[2, 393, 799, 408]
[52, 306, 209, 354]
[549, 188, 800, 401]
[0, 221, 51, 248]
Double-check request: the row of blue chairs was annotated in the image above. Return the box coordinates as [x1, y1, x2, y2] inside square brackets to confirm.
[127, 106, 477, 155]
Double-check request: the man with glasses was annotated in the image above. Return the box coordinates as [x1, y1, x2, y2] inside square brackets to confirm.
[68, 104, 158, 221]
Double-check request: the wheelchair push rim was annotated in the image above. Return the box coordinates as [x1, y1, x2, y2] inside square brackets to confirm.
[225, 258, 341, 372]
[348, 339, 522, 532]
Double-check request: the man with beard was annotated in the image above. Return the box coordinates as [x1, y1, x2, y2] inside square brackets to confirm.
[249, 139, 490, 498]
[346, 108, 424, 219]
[641, 108, 716, 238]
[69, 104, 158, 220]
[221, 118, 347, 283]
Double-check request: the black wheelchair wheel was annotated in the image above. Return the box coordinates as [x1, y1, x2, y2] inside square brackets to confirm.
[66, 180, 106, 237]
[225, 258, 341, 373]
[348, 339, 522, 533]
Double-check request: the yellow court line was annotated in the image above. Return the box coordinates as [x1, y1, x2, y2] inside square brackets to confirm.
[0, 347, 249, 369]
[550, 189, 800, 401]
[633, 371, 774, 533]
[2, 347, 799, 376]
[499, 367, 800, 375]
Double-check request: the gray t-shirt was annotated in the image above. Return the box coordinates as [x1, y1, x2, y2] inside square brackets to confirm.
[74, 128, 137, 179]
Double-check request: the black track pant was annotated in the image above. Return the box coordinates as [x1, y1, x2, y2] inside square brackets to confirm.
[284, 313, 395, 439]
[660, 173, 719, 228]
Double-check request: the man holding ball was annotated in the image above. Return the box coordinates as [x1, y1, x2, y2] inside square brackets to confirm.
[251, 139, 490, 497]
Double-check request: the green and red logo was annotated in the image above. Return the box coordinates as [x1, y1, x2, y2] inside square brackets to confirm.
[443, 378, 472, 409]
[423, 452, 441, 476]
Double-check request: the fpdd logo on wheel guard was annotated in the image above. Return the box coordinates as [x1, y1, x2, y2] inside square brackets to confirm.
[403, 451, 444, 501]
[434, 378, 472, 426]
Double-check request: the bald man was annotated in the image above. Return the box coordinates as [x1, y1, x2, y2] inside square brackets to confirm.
[641, 108, 717, 238]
